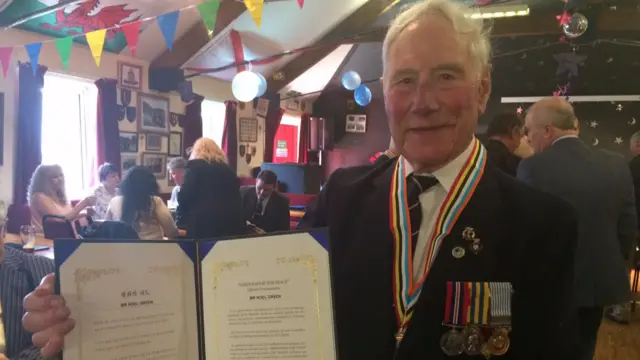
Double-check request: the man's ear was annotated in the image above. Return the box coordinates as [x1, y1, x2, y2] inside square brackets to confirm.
[477, 67, 492, 114]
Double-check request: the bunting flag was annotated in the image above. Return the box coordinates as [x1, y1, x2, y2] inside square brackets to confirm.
[297, 0, 304, 8]
[0, 47, 12, 78]
[157, 11, 180, 51]
[121, 22, 142, 57]
[244, 0, 264, 28]
[55, 36, 73, 70]
[197, 0, 221, 34]
[24, 43, 42, 75]
[86, 29, 107, 67]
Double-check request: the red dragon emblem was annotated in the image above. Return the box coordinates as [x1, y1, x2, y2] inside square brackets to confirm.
[40, 0, 140, 40]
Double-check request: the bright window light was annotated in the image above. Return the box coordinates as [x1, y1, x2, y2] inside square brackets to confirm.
[201, 100, 226, 146]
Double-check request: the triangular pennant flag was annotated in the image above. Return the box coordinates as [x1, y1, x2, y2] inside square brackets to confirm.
[0, 47, 12, 78]
[197, 0, 221, 34]
[24, 43, 42, 75]
[86, 29, 106, 67]
[297, 0, 304, 8]
[121, 21, 142, 57]
[55, 36, 74, 70]
[243, 0, 264, 28]
[157, 11, 180, 50]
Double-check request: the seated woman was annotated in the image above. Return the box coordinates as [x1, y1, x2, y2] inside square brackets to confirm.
[106, 166, 178, 240]
[91, 162, 120, 220]
[27, 164, 95, 236]
[176, 137, 245, 238]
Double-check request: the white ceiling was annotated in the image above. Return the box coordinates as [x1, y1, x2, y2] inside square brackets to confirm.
[183, 0, 370, 81]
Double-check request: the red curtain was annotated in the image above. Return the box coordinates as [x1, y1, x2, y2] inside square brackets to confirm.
[13, 63, 47, 205]
[273, 125, 299, 164]
[222, 101, 238, 172]
[94, 79, 120, 182]
[298, 113, 310, 164]
[181, 94, 204, 156]
[263, 107, 284, 163]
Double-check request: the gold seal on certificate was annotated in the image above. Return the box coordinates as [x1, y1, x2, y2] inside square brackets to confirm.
[54, 230, 336, 360]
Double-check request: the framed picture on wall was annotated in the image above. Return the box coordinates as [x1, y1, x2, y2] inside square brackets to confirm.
[145, 133, 165, 152]
[119, 132, 138, 153]
[121, 154, 138, 174]
[345, 114, 367, 133]
[141, 152, 167, 179]
[138, 93, 170, 134]
[117, 61, 143, 91]
[169, 132, 182, 156]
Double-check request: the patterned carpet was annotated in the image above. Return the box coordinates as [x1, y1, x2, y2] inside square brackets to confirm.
[595, 308, 640, 360]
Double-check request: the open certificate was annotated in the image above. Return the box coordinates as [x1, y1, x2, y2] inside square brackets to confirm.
[55, 230, 336, 360]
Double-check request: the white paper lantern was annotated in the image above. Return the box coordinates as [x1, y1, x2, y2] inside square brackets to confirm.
[232, 71, 260, 102]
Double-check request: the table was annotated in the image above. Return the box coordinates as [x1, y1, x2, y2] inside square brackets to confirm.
[4, 233, 54, 259]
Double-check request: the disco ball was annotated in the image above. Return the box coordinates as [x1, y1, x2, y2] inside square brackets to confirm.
[563, 13, 588, 39]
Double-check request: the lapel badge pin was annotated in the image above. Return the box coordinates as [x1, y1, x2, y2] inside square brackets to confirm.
[462, 227, 482, 255]
[452, 246, 466, 259]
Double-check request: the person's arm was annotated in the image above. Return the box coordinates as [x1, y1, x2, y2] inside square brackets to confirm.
[32, 193, 89, 221]
[176, 162, 202, 227]
[617, 164, 638, 262]
[516, 157, 535, 185]
[155, 197, 179, 239]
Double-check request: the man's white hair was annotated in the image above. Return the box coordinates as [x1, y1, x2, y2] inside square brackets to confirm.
[382, 0, 492, 74]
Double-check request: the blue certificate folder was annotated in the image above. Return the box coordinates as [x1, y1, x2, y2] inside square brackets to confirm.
[54, 229, 335, 360]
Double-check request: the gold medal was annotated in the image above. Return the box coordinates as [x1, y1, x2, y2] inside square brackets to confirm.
[487, 327, 510, 355]
[462, 326, 485, 356]
[440, 328, 464, 356]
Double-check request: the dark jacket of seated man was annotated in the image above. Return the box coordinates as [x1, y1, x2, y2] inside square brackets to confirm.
[0, 245, 57, 360]
[240, 170, 290, 233]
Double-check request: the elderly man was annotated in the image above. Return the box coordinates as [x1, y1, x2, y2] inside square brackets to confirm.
[517, 97, 636, 360]
[21, 0, 577, 359]
[166, 157, 187, 208]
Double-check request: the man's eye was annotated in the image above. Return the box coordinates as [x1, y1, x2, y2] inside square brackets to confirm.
[439, 73, 456, 81]
[396, 78, 413, 85]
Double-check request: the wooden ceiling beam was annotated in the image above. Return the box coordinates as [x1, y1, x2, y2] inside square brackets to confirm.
[266, 0, 397, 93]
[357, 5, 640, 42]
[151, 0, 246, 68]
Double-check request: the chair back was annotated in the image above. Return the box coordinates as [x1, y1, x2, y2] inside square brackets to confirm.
[42, 215, 76, 240]
[84, 221, 139, 240]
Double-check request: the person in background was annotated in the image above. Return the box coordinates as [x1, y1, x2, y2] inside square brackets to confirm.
[517, 97, 636, 360]
[240, 170, 290, 233]
[27, 164, 95, 236]
[166, 157, 187, 208]
[514, 135, 534, 158]
[106, 166, 178, 240]
[91, 163, 120, 220]
[484, 112, 524, 176]
[0, 216, 66, 360]
[177, 137, 245, 238]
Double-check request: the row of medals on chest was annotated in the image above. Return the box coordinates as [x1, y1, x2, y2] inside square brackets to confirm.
[440, 323, 511, 358]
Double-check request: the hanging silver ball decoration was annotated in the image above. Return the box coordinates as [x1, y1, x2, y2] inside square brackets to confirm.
[563, 13, 589, 39]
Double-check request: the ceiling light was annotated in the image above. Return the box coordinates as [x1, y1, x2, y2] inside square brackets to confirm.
[468, 4, 530, 19]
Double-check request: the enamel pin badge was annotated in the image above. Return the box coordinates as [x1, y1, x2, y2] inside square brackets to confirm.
[462, 227, 482, 254]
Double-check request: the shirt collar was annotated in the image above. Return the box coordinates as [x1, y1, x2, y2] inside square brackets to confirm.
[552, 134, 578, 145]
[402, 139, 475, 192]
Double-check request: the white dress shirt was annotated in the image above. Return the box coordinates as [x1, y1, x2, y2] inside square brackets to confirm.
[403, 140, 475, 281]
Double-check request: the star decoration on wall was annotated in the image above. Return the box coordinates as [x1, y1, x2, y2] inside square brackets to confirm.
[616, 104, 623, 111]
[614, 137, 623, 145]
[630, 117, 637, 125]
[516, 106, 523, 114]
[589, 121, 598, 128]
[554, 53, 587, 77]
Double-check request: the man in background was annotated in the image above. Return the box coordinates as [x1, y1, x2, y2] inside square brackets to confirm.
[166, 157, 186, 208]
[240, 170, 290, 232]
[517, 97, 636, 360]
[484, 112, 525, 176]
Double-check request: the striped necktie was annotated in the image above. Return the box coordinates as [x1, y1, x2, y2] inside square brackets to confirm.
[407, 174, 439, 252]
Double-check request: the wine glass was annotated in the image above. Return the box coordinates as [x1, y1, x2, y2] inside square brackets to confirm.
[20, 225, 36, 251]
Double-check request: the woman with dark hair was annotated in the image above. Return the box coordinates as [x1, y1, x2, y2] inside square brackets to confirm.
[91, 162, 120, 220]
[106, 166, 178, 240]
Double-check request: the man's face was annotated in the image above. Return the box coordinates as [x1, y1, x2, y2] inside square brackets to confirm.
[383, 15, 491, 169]
[256, 179, 275, 200]
[170, 169, 185, 186]
[631, 140, 640, 156]
[524, 110, 552, 153]
[507, 126, 525, 152]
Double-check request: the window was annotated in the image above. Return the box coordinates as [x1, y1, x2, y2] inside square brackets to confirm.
[201, 100, 226, 146]
[42, 73, 97, 201]
[273, 114, 301, 163]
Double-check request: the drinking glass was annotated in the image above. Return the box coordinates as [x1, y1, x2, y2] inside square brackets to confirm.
[20, 225, 36, 250]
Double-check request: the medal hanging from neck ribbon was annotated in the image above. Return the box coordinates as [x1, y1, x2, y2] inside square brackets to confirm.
[0, 298, 5, 355]
[389, 138, 486, 346]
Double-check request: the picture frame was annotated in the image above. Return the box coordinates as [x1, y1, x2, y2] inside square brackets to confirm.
[169, 132, 183, 156]
[138, 93, 170, 134]
[345, 114, 367, 133]
[117, 61, 143, 91]
[144, 133, 166, 152]
[141, 152, 167, 179]
[119, 131, 138, 153]
[120, 154, 138, 174]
